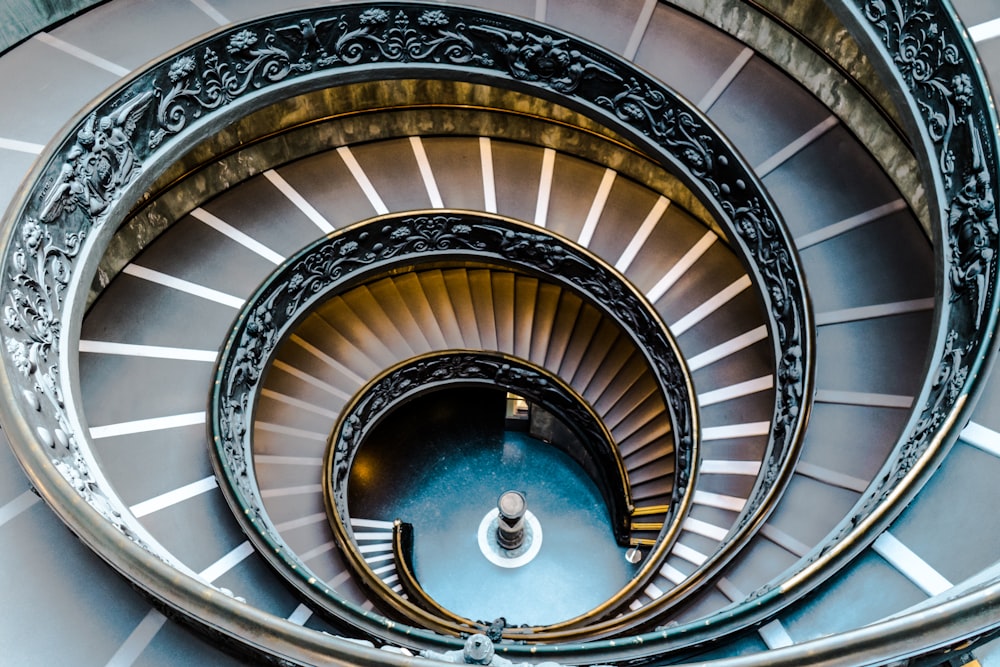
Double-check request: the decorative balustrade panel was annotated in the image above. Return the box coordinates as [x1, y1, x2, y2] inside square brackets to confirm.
[209, 213, 695, 633]
[22, 2, 994, 662]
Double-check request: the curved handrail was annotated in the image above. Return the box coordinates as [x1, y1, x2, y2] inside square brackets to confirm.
[0, 1, 821, 659]
[719, 0, 1000, 634]
[390, 519, 469, 625]
[324, 350, 635, 546]
[211, 211, 696, 639]
[321, 350, 639, 628]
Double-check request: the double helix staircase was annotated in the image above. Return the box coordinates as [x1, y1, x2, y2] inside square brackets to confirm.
[1, 0, 999, 665]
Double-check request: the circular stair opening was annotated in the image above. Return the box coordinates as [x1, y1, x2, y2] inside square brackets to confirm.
[347, 386, 641, 625]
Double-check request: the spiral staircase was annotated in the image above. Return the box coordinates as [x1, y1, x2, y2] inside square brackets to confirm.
[1, 0, 999, 665]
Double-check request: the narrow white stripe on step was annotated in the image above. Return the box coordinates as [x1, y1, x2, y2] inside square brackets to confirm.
[365, 552, 395, 566]
[254, 455, 323, 466]
[336, 146, 388, 215]
[189, 207, 284, 265]
[260, 484, 323, 499]
[758, 620, 794, 649]
[328, 570, 353, 587]
[275, 513, 327, 532]
[534, 148, 556, 227]
[410, 136, 444, 208]
[646, 231, 716, 304]
[359, 542, 395, 554]
[0, 490, 40, 528]
[79, 340, 218, 363]
[671, 275, 752, 336]
[480, 137, 497, 213]
[270, 360, 354, 404]
[104, 609, 167, 667]
[372, 562, 397, 576]
[814, 298, 934, 326]
[130, 476, 218, 518]
[814, 389, 913, 409]
[660, 562, 687, 585]
[716, 577, 744, 603]
[672, 542, 708, 566]
[693, 490, 746, 512]
[300, 541, 336, 563]
[683, 517, 728, 541]
[577, 168, 616, 247]
[700, 459, 761, 476]
[970, 17, 1000, 43]
[698, 375, 773, 407]
[698, 47, 753, 111]
[961, 421, 1000, 458]
[90, 412, 206, 439]
[352, 518, 396, 529]
[702, 422, 770, 440]
[264, 169, 334, 233]
[122, 264, 244, 308]
[259, 388, 341, 421]
[873, 532, 952, 596]
[189, 0, 228, 25]
[755, 115, 839, 177]
[795, 199, 908, 249]
[687, 325, 768, 372]
[615, 196, 670, 273]
[198, 541, 254, 583]
[353, 532, 394, 542]
[761, 523, 810, 557]
[0, 137, 44, 154]
[796, 462, 868, 493]
[34, 33, 130, 76]
[255, 422, 327, 442]
[623, 0, 658, 60]
[287, 603, 313, 626]
[534, 0, 546, 21]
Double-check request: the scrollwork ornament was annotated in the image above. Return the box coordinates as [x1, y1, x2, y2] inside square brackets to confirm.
[858, 0, 998, 456]
[597, 78, 717, 183]
[470, 23, 620, 93]
[0, 2, 817, 647]
[326, 352, 636, 547]
[150, 30, 293, 148]
[149, 8, 492, 148]
[863, 0, 968, 188]
[211, 214, 698, 606]
[947, 127, 997, 338]
[785, 1, 1000, 580]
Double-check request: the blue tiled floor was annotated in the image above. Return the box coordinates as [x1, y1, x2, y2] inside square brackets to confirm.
[349, 389, 639, 625]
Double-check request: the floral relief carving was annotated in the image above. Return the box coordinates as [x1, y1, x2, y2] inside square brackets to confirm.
[327, 352, 633, 545]
[214, 215, 696, 543]
[866, 2, 996, 465]
[0, 4, 831, 618]
[784, 1, 1000, 576]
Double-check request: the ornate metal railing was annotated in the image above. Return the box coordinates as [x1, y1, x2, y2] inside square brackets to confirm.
[323, 344, 648, 629]
[321, 349, 656, 627]
[0, 3, 860, 656]
[210, 211, 696, 639]
[725, 0, 1000, 635]
[325, 350, 634, 547]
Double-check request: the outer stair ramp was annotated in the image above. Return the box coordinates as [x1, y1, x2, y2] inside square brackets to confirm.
[0, 0, 996, 665]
